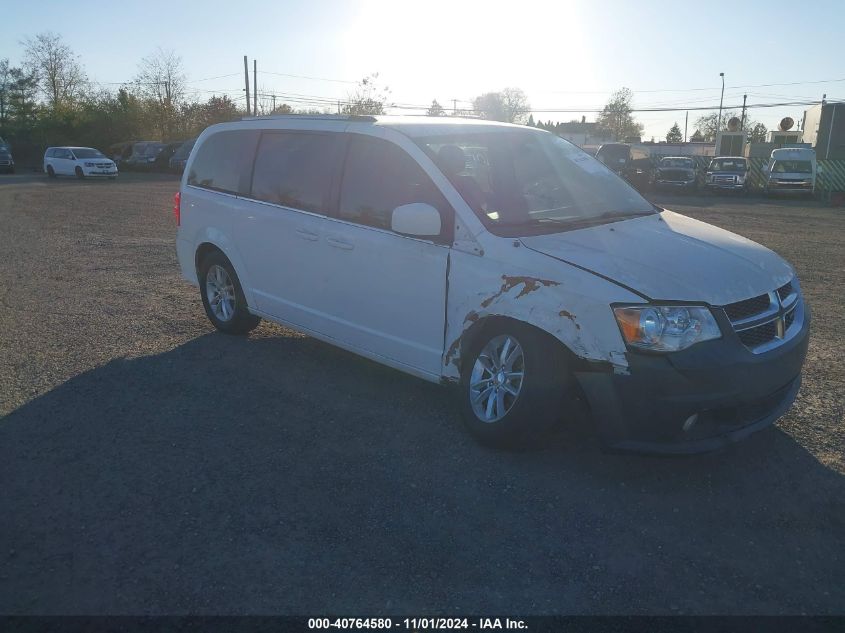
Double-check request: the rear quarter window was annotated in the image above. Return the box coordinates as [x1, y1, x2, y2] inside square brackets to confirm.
[188, 130, 259, 195]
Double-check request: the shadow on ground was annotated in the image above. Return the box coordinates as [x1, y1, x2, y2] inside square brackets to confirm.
[1, 332, 843, 614]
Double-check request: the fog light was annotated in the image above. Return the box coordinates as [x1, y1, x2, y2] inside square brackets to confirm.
[682, 414, 699, 432]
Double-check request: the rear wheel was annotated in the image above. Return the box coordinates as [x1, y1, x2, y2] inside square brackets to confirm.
[75, 166, 84, 179]
[46, 165, 56, 178]
[198, 250, 261, 335]
[459, 322, 569, 448]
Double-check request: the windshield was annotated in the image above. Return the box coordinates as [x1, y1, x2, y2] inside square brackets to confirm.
[709, 158, 746, 171]
[415, 130, 655, 236]
[772, 160, 812, 174]
[141, 144, 165, 157]
[72, 148, 106, 159]
[660, 158, 694, 168]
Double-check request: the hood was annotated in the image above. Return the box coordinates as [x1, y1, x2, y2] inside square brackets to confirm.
[519, 210, 793, 305]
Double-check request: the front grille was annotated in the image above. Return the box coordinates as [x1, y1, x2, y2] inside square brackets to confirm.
[738, 321, 777, 348]
[658, 169, 692, 181]
[95, 162, 112, 168]
[722, 278, 801, 353]
[785, 307, 796, 329]
[724, 294, 770, 321]
[714, 174, 736, 184]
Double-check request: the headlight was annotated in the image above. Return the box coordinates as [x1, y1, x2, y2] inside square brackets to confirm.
[84, 162, 95, 167]
[613, 305, 721, 352]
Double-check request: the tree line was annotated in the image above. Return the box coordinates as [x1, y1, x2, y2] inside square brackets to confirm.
[1, 32, 770, 167]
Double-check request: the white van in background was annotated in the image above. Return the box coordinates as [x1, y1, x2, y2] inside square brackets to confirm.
[763, 147, 817, 196]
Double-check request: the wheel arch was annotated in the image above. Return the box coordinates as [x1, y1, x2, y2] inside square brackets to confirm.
[192, 233, 256, 308]
[455, 314, 585, 380]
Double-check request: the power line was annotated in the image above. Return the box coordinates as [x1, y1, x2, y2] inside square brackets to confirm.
[259, 70, 358, 84]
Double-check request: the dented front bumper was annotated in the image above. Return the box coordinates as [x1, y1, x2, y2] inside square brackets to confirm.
[574, 306, 811, 454]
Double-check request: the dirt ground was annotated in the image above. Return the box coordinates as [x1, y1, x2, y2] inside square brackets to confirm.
[0, 172, 842, 615]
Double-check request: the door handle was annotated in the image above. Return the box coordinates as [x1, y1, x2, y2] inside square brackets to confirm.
[327, 237, 354, 250]
[295, 228, 319, 241]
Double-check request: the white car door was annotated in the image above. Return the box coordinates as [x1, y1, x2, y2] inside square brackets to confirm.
[58, 148, 75, 175]
[318, 133, 451, 378]
[231, 127, 344, 331]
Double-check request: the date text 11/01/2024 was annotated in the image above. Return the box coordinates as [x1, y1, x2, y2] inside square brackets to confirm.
[308, 618, 528, 629]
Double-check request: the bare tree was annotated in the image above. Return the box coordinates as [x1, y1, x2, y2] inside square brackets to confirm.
[501, 87, 530, 124]
[134, 48, 186, 107]
[22, 32, 88, 110]
[342, 74, 390, 116]
[134, 48, 187, 138]
[427, 99, 445, 116]
[472, 88, 530, 124]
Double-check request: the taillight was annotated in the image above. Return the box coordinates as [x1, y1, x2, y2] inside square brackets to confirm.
[173, 191, 181, 226]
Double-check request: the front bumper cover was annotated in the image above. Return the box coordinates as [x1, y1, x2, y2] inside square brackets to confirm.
[574, 302, 811, 454]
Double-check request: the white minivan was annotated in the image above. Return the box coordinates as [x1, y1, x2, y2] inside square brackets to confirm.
[175, 115, 810, 452]
[43, 146, 118, 179]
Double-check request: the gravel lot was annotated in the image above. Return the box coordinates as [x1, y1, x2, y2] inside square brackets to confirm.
[1, 173, 843, 615]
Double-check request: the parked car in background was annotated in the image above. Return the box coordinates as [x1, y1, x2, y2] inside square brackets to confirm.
[653, 156, 698, 191]
[763, 148, 817, 197]
[169, 138, 197, 173]
[149, 142, 185, 172]
[124, 141, 165, 170]
[595, 143, 652, 191]
[43, 147, 118, 179]
[108, 141, 135, 166]
[175, 115, 809, 452]
[0, 146, 14, 174]
[705, 157, 749, 194]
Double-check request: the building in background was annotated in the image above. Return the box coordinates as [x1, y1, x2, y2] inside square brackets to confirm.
[802, 102, 845, 159]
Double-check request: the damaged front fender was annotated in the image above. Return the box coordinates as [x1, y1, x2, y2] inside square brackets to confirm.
[442, 249, 640, 382]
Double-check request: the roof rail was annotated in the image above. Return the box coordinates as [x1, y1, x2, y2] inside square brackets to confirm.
[240, 114, 377, 122]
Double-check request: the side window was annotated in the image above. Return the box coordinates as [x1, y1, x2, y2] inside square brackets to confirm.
[339, 135, 452, 240]
[188, 130, 259, 195]
[250, 132, 337, 213]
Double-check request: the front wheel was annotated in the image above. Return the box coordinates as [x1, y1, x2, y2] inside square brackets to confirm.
[75, 166, 85, 179]
[459, 323, 568, 448]
[198, 251, 261, 335]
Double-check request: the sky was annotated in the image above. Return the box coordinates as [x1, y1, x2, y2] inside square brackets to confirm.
[3, 0, 845, 140]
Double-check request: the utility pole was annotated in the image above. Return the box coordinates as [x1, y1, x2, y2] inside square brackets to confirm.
[741, 94, 747, 131]
[271, 94, 276, 113]
[453, 99, 457, 115]
[717, 72, 725, 135]
[243, 55, 250, 116]
[684, 110, 688, 142]
[253, 59, 258, 116]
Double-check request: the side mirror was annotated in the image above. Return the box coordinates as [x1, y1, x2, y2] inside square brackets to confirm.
[391, 203, 441, 237]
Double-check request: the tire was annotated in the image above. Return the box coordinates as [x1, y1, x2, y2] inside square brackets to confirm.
[108, 176, 116, 180]
[198, 250, 261, 335]
[458, 321, 570, 448]
[46, 165, 56, 178]
[75, 166, 84, 179]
